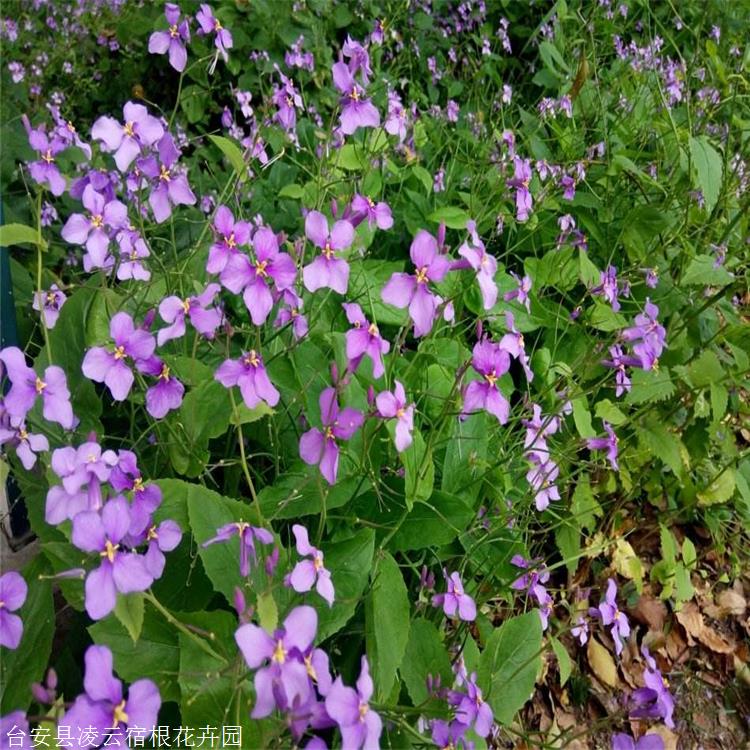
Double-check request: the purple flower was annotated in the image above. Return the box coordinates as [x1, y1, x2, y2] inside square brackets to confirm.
[137, 134, 196, 223]
[61, 185, 128, 271]
[381, 230, 449, 337]
[60, 645, 161, 746]
[342, 36, 373, 83]
[375, 381, 414, 452]
[202, 521, 274, 577]
[504, 272, 532, 312]
[332, 62, 380, 135]
[157, 283, 222, 345]
[0, 572, 27, 649]
[139, 356, 185, 418]
[602, 344, 635, 397]
[195, 4, 232, 62]
[571, 616, 589, 645]
[221, 227, 296, 324]
[32, 285, 66, 329]
[591, 579, 630, 656]
[0, 346, 75, 429]
[235, 605, 318, 718]
[349, 194, 393, 230]
[630, 646, 675, 729]
[91, 101, 164, 172]
[456, 221, 498, 310]
[431, 720, 468, 750]
[21, 116, 67, 195]
[82, 312, 156, 401]
[325, 656, 382, 750]
[384, 91, 408, 142]
[507, 156, 533, 222]
[0, 712, 30, 749]
[215, 350, 280, 411]
[644, 268, 659, 288]
[522, 404, 559, 461]
[72, 497, 154, 620]
[275, 289, 308, 339]
[143, 520, 182, 579]
[343, 303, 390, 378]
[593, 265, 621, 312]
[526, 455, 560, 511]
[449, 671, 493, 737]
[461, 340, 511, 424]
[288, 524, 335, 606]
[272, 72, 303, 132]
[109, 450, 162, 534]
[621, 299, 666, 370]
[433, 570, 476, 621]
[302, 211, 354, 295]
[116, 228, 151, 282]
[611, 733, 664, 750]
[587, 421, 619, 471]
[0, 419, 49, 470]
[299, 387, 363, 485]
[207, 205, 252, 274]
[148, 3, 190, 72]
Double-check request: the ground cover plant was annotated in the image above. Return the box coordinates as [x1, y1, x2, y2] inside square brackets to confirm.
[1, 0, 749, 748]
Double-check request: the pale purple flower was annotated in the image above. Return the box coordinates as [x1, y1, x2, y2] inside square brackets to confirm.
[342, 36, 372, 84]
[332, 62, 380, 135]
[272, 72, 303, 132]
[137, 134, 196, 223]
[587, 421, 619, 471]
[630, 646, 675, 728]
[235, 605, 318, 718]
[32, 285, 66, 329]
[325, 656, 382, 750]
[504, 272, 532, 312]
[82, 312, 156, 401]
[139, 356, 185, 419]
[384, 91, 408, 142]
[0, 572, 27, 649]
[644, 268, 659, 288]
[591, 578, 630, 656]
[446, 100, 460, 122]
[449, 672, 493, 737]
[61, 185, 127, 270]
[381, 230, 449, 337]
[148, 3, 190, 72]
[299, 387, 363, 485]
[602, 344, 635, 397]
[215, 350, 280, 411]
[143, 520, 183, 579]
[461, 340, 511, 424]
[202, 521, 274, 577]
[433, 168, 445, 193]
[593, 265, 621, 312]
[275, 289, 308, 339]
[456, 221, 498, 310]
[433, 570, 476, 621]
[196, 4, 232, 62]
[221, 227, 296, 324]
[376, 381, 414, 453]
[522, 404, 559, 461]
[0, 712, 30, 749]
[572, 616, 589, 645]
[21, 116, 66, 195]
[91, 101, 164, 172]
[621, 299, 666, 370]
[157, 283, 222, 345]
[207, 205, 252, 274]
[350, 194, 393, 230]
[0, 346, 75, 429]
[527, 455, 560, 511]
[288, 524, 335, 606]
[72, 497, 154, 620]
[302, 211, 354, 295]
[0, 419, 49, 470]
[507, 157, 532, 222]
[611, 733, 664, 750]
[60, 645, 161, 745]
[116, 228, 151, 281]
[343, 303, 390, 378]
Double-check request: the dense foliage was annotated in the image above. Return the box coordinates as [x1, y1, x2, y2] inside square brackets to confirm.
[1, 1, 749, 748]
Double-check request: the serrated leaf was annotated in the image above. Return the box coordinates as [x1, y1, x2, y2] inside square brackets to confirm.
[571, 476, 602, 532]
[637, 422, 685, 476]
[0, 223, 47, 250]
[114, 593, 145, 644]
[710, 383, 728, 422]
[697, 468, 736, 506]
[625, 367, 675, 405]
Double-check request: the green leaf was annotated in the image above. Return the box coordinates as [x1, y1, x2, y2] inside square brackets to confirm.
[403, 429, 434, 509]
[697, 468, 736, 506]
[551, 636, 572, 687]
[571, 476, 602, 532]
[578, 249, 600, 286]
[427, 206, 470, 229]
[89, 602, 181, 702]
[478, 611, 543, 725]
[442, 413, 488, 503]
[0, 223, 47, 250]
[208, 134, 248, 181]
[337, 143, 367, 171]
[555, 518, 581, 576]
[625, 367, 675, 405]
[682, 537, 697, 570]
[682, 255, 734, 286]
[588, 301, 628, 332]
[229, 401, 274, 425]
[571, 396, 596, 438]
[594, 399, 627, 426]
[637, 421, 685, 476]
[181, 84, 208, 124]
[538, 40, 570, 74]
[0, 557, 55, 713]
[317, 528, 375, 640]
[114, 593, 145, 644]
[277, 183, 304, 199]
[389, 492, 474, 551]
[411, 164, 434, 193]
[687, 350, 724, 388]
[256, 591, 278, 632]
[688, 135, 723, 212]
[710, 383, 728, 422]
[366, 552, 410, 700]
[400, 619, 453, 706]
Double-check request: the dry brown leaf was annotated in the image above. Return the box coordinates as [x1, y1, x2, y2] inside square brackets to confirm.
[717, 587, 746, 617]
[587, 637, 619, 687]
[647, 725, 678, 750]
[631, 593, 668, 632]
[676, 602, 735, 654]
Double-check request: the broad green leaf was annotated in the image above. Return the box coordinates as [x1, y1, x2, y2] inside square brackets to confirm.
[442, 413, 488, 502]
[588, 301, 628, 332]
[278, 183, 304, 199]
[366, 552, 410, 700]
[555, 518, 581, 576]
[625, 367, 675, 405]
[571, 476, 602, 532]
[697, 468, 736, 506]
[571, 396, 595, 438]
[256, 591, 278, 632]
[0, 557, 55, 713]
[229, 401, 274, 425]
[181, 84, 208, 124]
[114, 593, 145, 644]
[594, 399, 627, 426]
[682, 255, 734, 286]
[316, 528, 375, 641]
[400, 619, 453, 706]
[209, 134, 248, 181]
[427, 206, 470, 229]
[258, 472, 365, 520]
[411, 164, 434, 193]
[337, 143, 367, 171]
[478, 611, 543, 725]
[389, 492, 474, 551]
[551, 636, 572, 687]
[710, 383, 728, 422]
[403, 428, 434, 509]
[0, 223, 47, 250]
[682, 537, 697, 569]
[637, 421, 685, 476]
[688, 135, 723, 212]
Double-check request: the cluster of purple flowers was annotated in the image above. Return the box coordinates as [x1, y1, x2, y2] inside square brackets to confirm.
[332, 37, 380, 136]
[511, 555, 554, 629]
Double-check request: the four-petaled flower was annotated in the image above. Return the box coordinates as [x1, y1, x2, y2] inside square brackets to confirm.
[343, 303, 390, 378]
[587, 421, 619, 471]
[215, 350, 280, 411]
[288, 524, 335, 606]
[157, 283, 223, 346]
[202, 521, 274, 577]
[196, 4, 233, 62]
[376, 381, 414, 452]
[332, 62, 380, 135]
[91, 101, 164, 172]
[433, 570, 477, 621]
[590, 578, 630, 656]
[302, 211, 354, 295]
[148, 2, 190, 72]
[461, 340, 511, 424]
[0, 572, 28, 650]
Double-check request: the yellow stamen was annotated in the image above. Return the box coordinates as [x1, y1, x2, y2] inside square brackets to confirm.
[243, 350, 260, 368]
[358, 702, 369, 721]
[42, 149, 54, 164]
[255, 260, 268, 277]
[169, 24, 179, 38]
[113, 345, 126, 360]
[226, 232, 237, 248]
[304, 654, 317, 681]
[159, 165, 171, 182]
[415, 266, 429, 284]
[112, 700, 129, 725]
[19, 428, 29, 441]
[123, 121, 135, 138]
[35, 376, 47, 394]
[272, 640, 286, 664]
[133, 477, 144, 493]
[367, 323, 379, 336]
[484, 371, 498, 386]
[91, 214, 104, 229]
[101, 540, 119, 563]
[159, 364, 170, 381]
[147, 525, 158, 541]
[181, 298, 191, 314]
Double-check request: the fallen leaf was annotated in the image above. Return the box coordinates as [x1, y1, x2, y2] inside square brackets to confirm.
[675, 601, 734, 654]
[647, 725, 678, 750]
[631, 593, 667, 632]
[717, 587, 746, 617]
[612, 538, 644, 586]
[587, 637, 619, 687]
